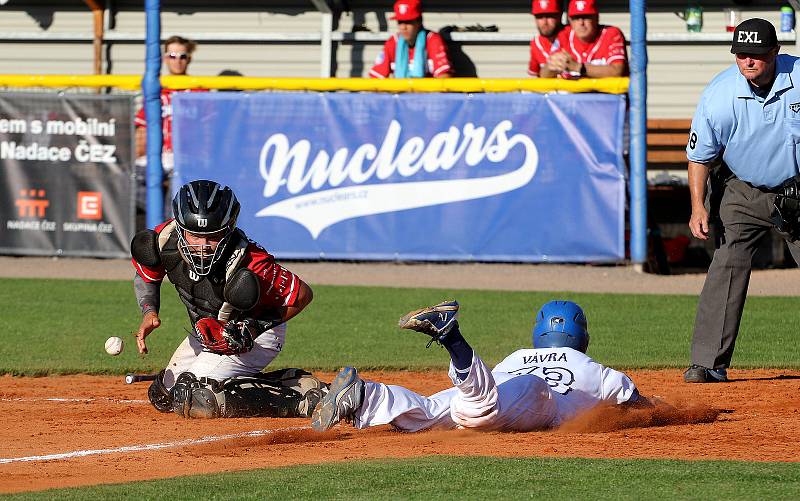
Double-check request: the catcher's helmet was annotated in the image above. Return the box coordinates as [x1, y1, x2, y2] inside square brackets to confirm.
[532, 300, 589, 353]
[172, 180, 240, 276]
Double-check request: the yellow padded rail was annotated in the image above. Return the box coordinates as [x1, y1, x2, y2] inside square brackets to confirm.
[0, 75, 630, 94]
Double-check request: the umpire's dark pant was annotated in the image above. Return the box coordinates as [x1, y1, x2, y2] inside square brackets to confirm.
[692, 173, 800, 370]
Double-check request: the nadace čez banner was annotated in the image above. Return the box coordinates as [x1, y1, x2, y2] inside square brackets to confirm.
[172, 92, 626, 262]
[0, 93, 135, 258]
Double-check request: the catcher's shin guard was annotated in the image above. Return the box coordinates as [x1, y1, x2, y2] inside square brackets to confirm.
[170, 369, 327, 419]
[147, 369, 174, 413]
[171, 372, 217, 418]
[262, 368, 329, 416]
[218, 376, 308, 418]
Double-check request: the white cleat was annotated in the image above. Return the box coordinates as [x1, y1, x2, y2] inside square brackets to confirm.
[311, 366, 364, 432]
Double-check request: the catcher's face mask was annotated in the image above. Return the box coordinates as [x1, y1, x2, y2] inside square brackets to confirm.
[172, 180, 241, 276]
[177, 228, 231, 276]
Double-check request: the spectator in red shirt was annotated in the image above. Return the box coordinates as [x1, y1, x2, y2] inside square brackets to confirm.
[369, 0, 452, 78]
[528, 0, 565, 77]
[135, 35, 199, 162]
[542, 0, 628, 79]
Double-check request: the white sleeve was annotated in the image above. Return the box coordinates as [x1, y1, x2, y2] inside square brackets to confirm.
[600, 367, 639, 405]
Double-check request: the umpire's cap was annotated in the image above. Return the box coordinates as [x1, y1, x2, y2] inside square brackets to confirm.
[731, 18, 778, 55]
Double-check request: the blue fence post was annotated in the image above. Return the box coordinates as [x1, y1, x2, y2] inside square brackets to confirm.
[143, 0, 163, 229]
[629, 0, 648, 266]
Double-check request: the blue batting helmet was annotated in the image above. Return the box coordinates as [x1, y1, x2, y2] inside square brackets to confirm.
[532, 300, 589, 353]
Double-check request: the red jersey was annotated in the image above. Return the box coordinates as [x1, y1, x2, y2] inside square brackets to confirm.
[528, 35, 558, 77]
[132, 220, 301, 311]
[554, 25, 628, 71]
[369, 31, 452, 78]
[134, 88, 207, 152]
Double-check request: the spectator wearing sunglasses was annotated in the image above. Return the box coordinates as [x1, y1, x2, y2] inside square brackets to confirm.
[134, 36, 206, 224]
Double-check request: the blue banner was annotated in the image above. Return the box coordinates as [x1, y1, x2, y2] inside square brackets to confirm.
[172, 92, 626, 262]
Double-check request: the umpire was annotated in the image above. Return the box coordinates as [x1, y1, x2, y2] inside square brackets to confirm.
[685, 18, 800, 383]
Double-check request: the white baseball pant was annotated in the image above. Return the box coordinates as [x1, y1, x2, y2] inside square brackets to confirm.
[161, 323, 286, 389]
[353, 352, 558, 432]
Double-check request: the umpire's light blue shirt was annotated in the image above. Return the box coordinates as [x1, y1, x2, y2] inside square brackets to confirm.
[687, 54, 800, 188]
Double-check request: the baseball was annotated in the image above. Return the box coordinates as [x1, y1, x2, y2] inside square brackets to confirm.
[104, 336, 124, 356]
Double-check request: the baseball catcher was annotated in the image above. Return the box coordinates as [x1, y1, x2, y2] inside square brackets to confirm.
[131, 179, 324, 419]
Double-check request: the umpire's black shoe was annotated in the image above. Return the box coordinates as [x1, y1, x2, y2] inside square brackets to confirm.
[683, 365, 728, 383]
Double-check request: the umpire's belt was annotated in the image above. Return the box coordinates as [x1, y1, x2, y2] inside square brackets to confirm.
[744, 181, 782, 194]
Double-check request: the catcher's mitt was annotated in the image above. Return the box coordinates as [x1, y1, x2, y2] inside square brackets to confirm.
[194, 317, 256, 355]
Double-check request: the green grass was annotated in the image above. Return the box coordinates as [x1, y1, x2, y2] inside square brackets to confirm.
[1, 277, 798, 375]
[4, 456, 800, 500]
[2, 278, 798, 499]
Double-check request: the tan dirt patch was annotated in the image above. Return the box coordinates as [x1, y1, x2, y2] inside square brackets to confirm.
[1, 369, 798, 493]
[3, 257, 800, 296]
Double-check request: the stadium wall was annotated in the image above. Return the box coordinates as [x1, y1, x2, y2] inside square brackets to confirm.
[0, 0, 791, 117]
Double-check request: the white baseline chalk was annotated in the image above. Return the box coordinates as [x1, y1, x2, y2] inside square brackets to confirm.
[0, 426, 309, 464]
[1, 397, 148, 404]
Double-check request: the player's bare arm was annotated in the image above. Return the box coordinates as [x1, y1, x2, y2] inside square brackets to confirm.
[583, 62, 625, 78]
[543, 50, 569, 74]
[132, 272, 163, 354]
[135, 126, 147, 158]
[688, 160, 711, 240]
[278, 279, 313, 323]
[136, 311, 160, 354]
[538, 64, 561, 78]
[540, 64, 563, 77]
[562, 54, 625, 78]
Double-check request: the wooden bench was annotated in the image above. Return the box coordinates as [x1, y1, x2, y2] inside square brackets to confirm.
[645, 118, 692, 223]
[646, 118, 691, 170]
[645, 119, 692, 272]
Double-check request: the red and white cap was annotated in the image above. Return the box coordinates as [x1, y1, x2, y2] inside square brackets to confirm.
[568, 0, 598, 16]
[391, 0, 423, 21]
[532, 0, 561, 15]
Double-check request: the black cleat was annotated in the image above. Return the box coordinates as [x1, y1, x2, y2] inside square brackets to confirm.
[683, 365, 728, 383]
[398, 300, 459, 347]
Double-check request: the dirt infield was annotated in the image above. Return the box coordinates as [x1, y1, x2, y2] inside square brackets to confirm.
[2, 369, 799, 494]
[2, 258, 799, 493]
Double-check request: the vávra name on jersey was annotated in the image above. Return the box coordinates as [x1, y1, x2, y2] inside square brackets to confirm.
[522, 352, 569, 364]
